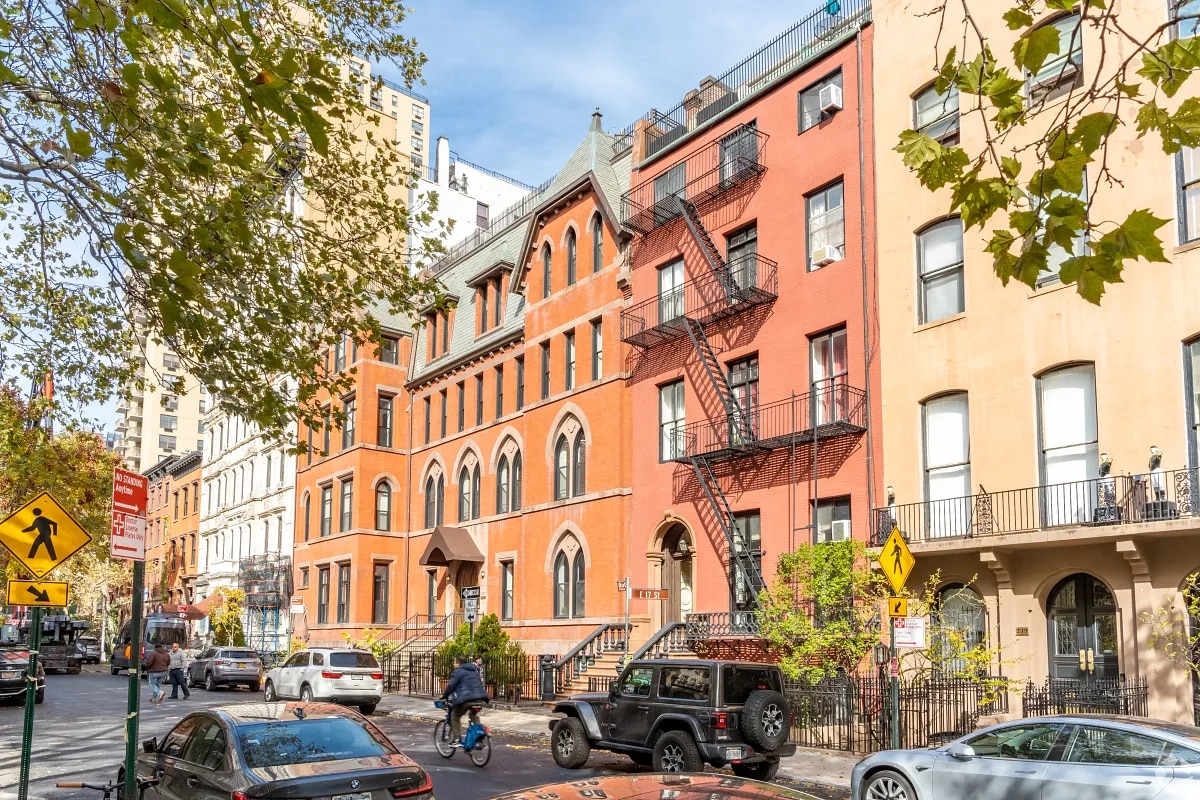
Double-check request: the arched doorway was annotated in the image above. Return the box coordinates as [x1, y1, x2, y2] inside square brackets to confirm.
[1047, 573, 1119, 679]
[660, 524, 694, 624]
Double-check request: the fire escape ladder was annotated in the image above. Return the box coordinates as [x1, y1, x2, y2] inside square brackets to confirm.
[688, 454, 764, 603]
[682, 318, 752, 444]
[678, 196, 739, 301]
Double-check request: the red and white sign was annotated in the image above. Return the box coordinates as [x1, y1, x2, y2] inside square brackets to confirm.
[893, 616, 927, 649]
[110, 466, 148, 561]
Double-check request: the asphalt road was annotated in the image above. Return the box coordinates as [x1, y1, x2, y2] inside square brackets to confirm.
[0, 670, 850, 800]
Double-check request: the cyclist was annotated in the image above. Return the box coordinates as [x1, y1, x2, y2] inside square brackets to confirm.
[440, 654, 488, 747]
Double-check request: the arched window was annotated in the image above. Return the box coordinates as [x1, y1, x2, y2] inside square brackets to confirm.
[303, 494, 311, 541]
[512, 452, 523, 510]
[459, 466, 472, 522]
[592, 214, 603, 273]
[497, 456, 510, 514]
[375, 483, 391, 531]
[424, 476, 436, 529]
[542, 244, 552, 299]
[566, 229, 577, 286]
[554, 436, 570, 500]
[572, 551, 586, 617]
[554, 552, 569, 618]
[935, 585, 985, 674]
[471, 464, 481, 519]
[572, 430, 586, 497]
[436, 475, 445, 526]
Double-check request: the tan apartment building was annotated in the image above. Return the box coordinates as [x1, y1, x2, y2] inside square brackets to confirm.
[873, 0, 1200, 722]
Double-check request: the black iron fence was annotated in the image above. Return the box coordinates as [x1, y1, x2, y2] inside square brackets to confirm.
[1021, 678, 1148, 718]
[873, 467, 1197, 545]
[401, 650, 545, 705]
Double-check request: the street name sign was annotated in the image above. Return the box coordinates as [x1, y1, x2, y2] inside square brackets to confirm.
[633, 588, 670, 600]
[7, 579, 68, 608]
[0, 492, 93, 579]
[110, 467, 148, 561]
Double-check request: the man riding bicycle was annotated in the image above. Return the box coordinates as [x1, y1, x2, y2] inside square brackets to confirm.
[440, 654, 489, 746]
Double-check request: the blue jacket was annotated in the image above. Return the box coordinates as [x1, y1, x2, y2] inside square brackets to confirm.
[442, 661, 488, 707]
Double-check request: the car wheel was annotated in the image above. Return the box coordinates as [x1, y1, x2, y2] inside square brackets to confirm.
[110, 665, 120, 676]
[550, 717, 591, 769]
[204, 673, 216, 692]
[732, 760, 780, 781]
[300, 684, 313, 702]
[263, 681, 277, 702]
[653, 730, 703, 773]
[359, 703, 377, 715]
[741, 689, 789, 752]
[864, 769, 917, 800]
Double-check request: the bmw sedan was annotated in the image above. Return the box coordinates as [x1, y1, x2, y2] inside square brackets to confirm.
[852, 714, 1200, 800]
[131, 702, 435, 800]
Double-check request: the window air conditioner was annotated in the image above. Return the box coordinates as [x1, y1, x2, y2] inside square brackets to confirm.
[811, 244, 844, 267]
[819, 83, 844, 114]
[829, 519, 852, 542]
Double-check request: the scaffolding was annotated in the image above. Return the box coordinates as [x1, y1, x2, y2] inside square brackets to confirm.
[238, 554, 292, 656]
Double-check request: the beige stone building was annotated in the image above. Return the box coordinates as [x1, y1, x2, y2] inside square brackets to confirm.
[873, 0, 1200, 722]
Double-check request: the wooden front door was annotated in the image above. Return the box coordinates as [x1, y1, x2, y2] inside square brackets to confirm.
[660, 525, 693, 624]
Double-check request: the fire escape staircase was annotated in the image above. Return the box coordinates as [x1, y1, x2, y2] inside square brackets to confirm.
[678, 196, 740, 303]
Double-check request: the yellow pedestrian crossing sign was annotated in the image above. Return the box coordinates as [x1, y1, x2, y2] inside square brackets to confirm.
[0, 492, 93, 579]
[879, 527, 915, 594]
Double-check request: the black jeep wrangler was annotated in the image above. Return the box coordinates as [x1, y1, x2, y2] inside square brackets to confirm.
[549, 659, 795, 780]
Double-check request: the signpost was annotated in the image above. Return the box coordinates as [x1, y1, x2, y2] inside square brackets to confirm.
[876, 527, 917, 750]
[618, 577, 631, 667]
[461, 586, 480, 657]
[0, 493, 94, 800]
[110, 467, 148, 800]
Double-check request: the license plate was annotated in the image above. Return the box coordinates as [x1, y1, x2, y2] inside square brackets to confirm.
[332, 793, 371, 800]
[237, 663, 246, 668]
[1, 671, 19, 679]
[351, 673, 362, 680]
[725, 747, 746, 760]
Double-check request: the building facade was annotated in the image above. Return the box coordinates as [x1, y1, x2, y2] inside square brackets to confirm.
[144, 454, 180, 606]
[872, 0, 1200, 721]
[164, 451, 203, 608]
[115, 335, 208, 472]
[623, 1, 881, 639]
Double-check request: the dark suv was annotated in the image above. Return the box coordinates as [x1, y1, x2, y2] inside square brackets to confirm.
[549, 659, 795, 780]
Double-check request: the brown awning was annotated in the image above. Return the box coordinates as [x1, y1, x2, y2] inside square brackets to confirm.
[419, 526, 484, 567]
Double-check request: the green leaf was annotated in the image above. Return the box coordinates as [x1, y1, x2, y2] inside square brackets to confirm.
[1013, 24, 1062, 76]
[1003, 8, 1034, 30]
[64, 125, 95, 160]
[1070, 112, 1118, 155]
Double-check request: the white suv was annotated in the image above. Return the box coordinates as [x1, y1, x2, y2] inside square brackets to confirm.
[263, 648, 383, 714]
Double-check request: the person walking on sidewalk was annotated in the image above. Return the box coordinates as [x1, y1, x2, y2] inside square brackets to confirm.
[167, 642, 190, 700]
[144, 643, 171, 705]
[440, 655, 489, 746]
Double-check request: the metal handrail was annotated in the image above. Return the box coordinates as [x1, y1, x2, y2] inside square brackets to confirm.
[553, 623, 628, 694]
[629, 622, 689, 661]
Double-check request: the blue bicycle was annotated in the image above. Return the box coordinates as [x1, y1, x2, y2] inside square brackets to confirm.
[433, 699, 491, 766]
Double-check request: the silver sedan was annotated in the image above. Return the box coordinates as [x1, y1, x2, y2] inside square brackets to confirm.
[852, 714, 1200, 800]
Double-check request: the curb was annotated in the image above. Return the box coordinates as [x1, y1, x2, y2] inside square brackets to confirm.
[383, 709, 552, 741]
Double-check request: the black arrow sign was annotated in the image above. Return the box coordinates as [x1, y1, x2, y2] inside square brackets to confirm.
[26, 585, 49, 603]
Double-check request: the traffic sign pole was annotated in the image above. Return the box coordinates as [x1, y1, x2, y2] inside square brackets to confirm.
[124, 560, 143, 800]
[17, 606, 42, 800]
[889, 616, 899, 750]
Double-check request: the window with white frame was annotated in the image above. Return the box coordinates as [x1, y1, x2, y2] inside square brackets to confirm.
[798, 72, 842, 132]
[501, 561, 514, 620]
[814, 497, 852, 543]
[1189, 339, 1200, 471]
[1178, 0, 1200, 39]
[660, 381, 686, 462]
[923, 393, 972, 538]
[1038, 170, 1088, 287]
[1038, 364, 1099, 526]
[1026, 14, 1083, 106]
[913, 83, 960, 145]
[657, 258, 685, 325]
[1180, 147, 1200, 244]
[806, 181, 845, 269]
[652, 163, 686, 225]
[918, 218, 965, 323]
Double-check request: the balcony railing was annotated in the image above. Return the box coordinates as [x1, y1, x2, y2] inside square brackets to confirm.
[621, 125, 767, 236]
[620, 256, 778, 347]
[872, 467, 1198, 546]
[667, 384, 868, 464]
[685, 611, 761, 641]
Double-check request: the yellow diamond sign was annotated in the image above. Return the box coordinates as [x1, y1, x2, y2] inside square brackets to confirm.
[0, 492, 93, 579]
[878, 527, 915, 594]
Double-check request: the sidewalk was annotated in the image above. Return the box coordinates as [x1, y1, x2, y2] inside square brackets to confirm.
[379, 694, 857, 790]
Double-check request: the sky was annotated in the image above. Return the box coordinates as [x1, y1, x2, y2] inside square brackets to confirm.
[386, 0, 826, 186]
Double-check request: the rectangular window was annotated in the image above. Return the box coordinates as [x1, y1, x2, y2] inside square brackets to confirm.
[918, 219, 965, 323]
[719, 122, 759, 182]
[317, 567, 330, 624]
[334, 339, 346, 372]
[412, 119, 424, 134]
[341, 396, 356, 448]
[411, 135, 423, 151]
[479, 287, 489, 334]
[428, 314, 438, 359]
[658, 258, 685, 325]
[814, 497, 852, 543]
[322, 406, 331, 455]
[173, 491, 180, 519]
[1026, 14, 1084, 106]
[476, 202, 489, 229]
[591, 319, 603, 381]
[441, 312, 450, 354]
[413, 104, 424, 119]
[336, 563, 350, 624]
[495, 365, 504, 417]
[923, 393, 972, 538]
[163, 352, 181, 371]
[501, 561, 514, 621]
[424, 396, 431, 444]
[1039, 365, 1099, 525]
[728, 356, 760, 442]
[426, 571, 437, 619]
[300, 567, 309, 588]
[1181, 147, 1200, 244]
[516, 357, 525, 410]
[380, 336, 400, 364]
[659, 380, 686, 462]
[914, 84, 960, 145]
[798, 71, 843, 132]
[1039, 169, 1088, 286]
[440, 389, 448, 438]
[730, 512, 762, 612]
[475, 373, 484, 426]
[1179, 0, 1200, 39]
[810, 327, 849, 425]
[492, 278, 503, 328]
[652, 163, 686, 225]
[159, 434, 177, 451]
[807, 181, 845, 269]
[457, 382, 465, 432]
[372, 563, 389, 625]
[1189, 339, 1200, 472]
[377, 395, 394, 448]
[726, 225, 758, 291]
[540, 342, 551, 400]
[160, 414, 177, 431]
[564, 331, 576, 391]
[339, 479, 353, 532]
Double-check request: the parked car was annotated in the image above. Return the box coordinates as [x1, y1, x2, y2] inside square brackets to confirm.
[263, 648, 383, 715]
[852, 714, 1200, 800]
[187, 647, 263, 691]
[489, 774, 818, 799]
[75, 636, 101, 665]
[550, 659, 795, 780]
[0, 646, 45, 704]
[127, 702, 434, 800]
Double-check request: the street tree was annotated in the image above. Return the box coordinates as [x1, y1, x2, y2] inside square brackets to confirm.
[896, 0, 1200, 303]
[207, 587, 247, 647]
[0, 1, 445, 437]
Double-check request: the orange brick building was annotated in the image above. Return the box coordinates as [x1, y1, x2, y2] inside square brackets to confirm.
[144, 451, 203, 609]
[621, 6, 882, 640]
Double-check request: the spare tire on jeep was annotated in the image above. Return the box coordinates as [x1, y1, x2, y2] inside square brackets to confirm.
[740, 689, 789, 751]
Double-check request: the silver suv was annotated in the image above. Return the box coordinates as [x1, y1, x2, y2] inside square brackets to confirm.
[263, 648, 383, 715]
[188, 647, 263, 691]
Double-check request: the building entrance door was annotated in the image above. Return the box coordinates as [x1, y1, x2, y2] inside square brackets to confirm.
[660, 525, 693, 624]
[1047, 573, 1119, 679]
